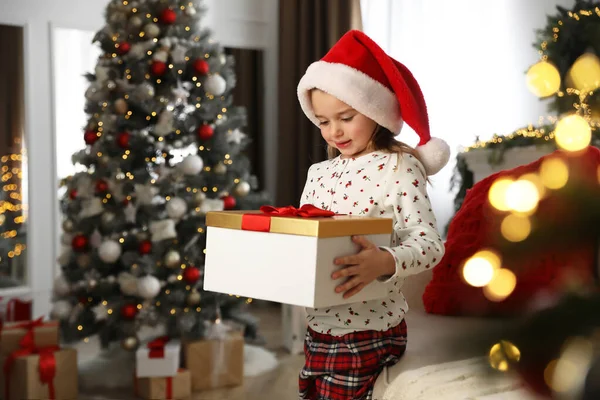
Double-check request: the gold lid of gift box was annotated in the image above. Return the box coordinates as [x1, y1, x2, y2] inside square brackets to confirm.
[206, 210, 392, 238]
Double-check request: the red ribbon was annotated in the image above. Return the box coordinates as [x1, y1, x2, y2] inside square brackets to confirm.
[241, 205, 335, 232]
[165, 376, 173, 399]
[147, 336, 170, 359]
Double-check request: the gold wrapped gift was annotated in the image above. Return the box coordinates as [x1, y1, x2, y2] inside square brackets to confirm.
[206, 206, 392, 238]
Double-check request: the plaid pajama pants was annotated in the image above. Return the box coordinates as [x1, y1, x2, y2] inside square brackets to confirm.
[299, 319, 407, 400]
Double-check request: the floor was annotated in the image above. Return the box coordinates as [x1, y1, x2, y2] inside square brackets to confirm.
[78, 301, 305, 400]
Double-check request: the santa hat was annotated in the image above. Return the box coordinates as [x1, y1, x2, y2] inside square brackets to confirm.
[297, 30, 450, 176]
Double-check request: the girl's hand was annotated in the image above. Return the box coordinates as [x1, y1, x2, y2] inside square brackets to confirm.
[332, 236, 396, 299]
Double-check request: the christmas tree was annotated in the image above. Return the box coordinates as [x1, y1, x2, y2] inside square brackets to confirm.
[53, 0, 270, 350]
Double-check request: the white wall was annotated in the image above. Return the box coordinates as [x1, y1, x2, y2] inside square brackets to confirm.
[361, 0, 575, 232]
[0, 0, 278, 318]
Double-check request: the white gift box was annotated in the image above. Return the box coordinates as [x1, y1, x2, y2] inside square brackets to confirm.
[203, 209, 394, 308]
[135, 338, 181, 378]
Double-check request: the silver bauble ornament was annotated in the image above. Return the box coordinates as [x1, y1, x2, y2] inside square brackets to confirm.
[204, 73, 227, 96]
[166, 197, 187, 219]
[98, 240, 122, 263]
[180, 155, 204, 175]
[54, 275, 71, 296]
[137, 275, 161, 299]
[51, 300, 72, 320]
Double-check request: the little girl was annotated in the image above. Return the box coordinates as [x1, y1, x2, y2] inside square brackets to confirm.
[295, 30, 450, 400]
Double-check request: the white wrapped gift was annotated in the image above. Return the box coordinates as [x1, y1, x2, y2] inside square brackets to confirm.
[203, 206, 394, 308]
[136, 336, 181, 378]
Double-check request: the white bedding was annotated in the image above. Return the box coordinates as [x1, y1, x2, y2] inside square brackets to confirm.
[375, 357, 536, 400]
[372, 271, 539, 400]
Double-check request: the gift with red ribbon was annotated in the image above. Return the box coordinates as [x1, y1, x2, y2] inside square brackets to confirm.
[135, 368, 191, 400]
[0, 329, 77, 400]
[136, 336, 180, 378]
[204, 205, 394, 308]
[0, 317, 59, 357]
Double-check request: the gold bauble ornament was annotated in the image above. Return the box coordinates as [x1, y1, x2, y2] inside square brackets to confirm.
[62, 219, 75, 232]
[164, 250, 181, 268]
[187, 289, 201, 306]
[115, 98, 129, 114]
[192, 191, 206, 206]
[121, 336, 139, 351]
[76, 254, 91, 268]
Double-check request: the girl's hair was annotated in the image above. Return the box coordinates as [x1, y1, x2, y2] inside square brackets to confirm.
[326, 125, 423, 164]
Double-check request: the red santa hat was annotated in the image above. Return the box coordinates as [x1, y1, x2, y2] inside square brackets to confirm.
[297, 30, 450, 175]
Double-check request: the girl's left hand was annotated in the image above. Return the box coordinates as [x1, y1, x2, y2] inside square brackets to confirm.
[332, 236, 396, 299]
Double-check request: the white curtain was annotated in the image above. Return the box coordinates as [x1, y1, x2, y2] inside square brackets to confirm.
[360, 0, 575, 231]
[53, 27, 101, 181]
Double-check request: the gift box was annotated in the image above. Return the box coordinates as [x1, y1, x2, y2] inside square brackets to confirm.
[136, 336, 181, 378]
[204, 205, 394, 308]
[0, 318, 59, 356]
[0, 297, 32, 323]
[183, 324, 244, 391]
[135, 368, 191, 400]
[1, 347, 78, 400]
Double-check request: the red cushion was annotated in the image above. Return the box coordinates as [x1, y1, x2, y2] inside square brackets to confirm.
[423, 146, 600, 316]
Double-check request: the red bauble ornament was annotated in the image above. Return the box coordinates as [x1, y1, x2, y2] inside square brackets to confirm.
[183, 266, 201, 284]
[68, 189, 78, 200]
[117, 131, 130, 148]
[96, 180, 109, 193]
[222, 195, 236, 210]
[150, 61, 167, 76]
[159, 9, 177, 24]
[121, 304, 138, 320]
[84, 130, 99, 145]
[72, 235, 88, 252]
[193, 59, 209, 75]
[138, 240, 153, 255]
[197, 125, 214, 140]
[119, 41, 131, 55]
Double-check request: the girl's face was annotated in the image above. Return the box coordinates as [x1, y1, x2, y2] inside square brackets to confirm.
[311, 90, 378, 159]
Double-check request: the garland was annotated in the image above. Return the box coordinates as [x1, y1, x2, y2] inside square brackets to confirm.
[534, 0, 600, 115]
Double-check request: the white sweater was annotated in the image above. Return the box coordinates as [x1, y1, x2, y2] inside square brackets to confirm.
[299, 150, 444, 336]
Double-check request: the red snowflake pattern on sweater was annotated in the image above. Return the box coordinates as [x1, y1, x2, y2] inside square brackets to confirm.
[298, 151, 445, 336]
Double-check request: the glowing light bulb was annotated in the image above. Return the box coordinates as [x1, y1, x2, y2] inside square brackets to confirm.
[501, 214, 531, 242]
[539, 158, 569, 189]
[526, 61, 561, 97]
[462, 250, 501, 287]
[488, 178, 514, 211]
[555, 114, 592, 152]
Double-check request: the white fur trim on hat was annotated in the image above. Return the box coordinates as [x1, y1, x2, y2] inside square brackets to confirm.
[416, 137, 451, 176]
[297, 61, 402, 133]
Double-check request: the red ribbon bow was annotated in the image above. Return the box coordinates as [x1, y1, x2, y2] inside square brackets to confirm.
[241, 205, 335, 232]
[3, 323, 59, 400]
[259, 204, 335, 217]
[147, 336, 170, 359]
